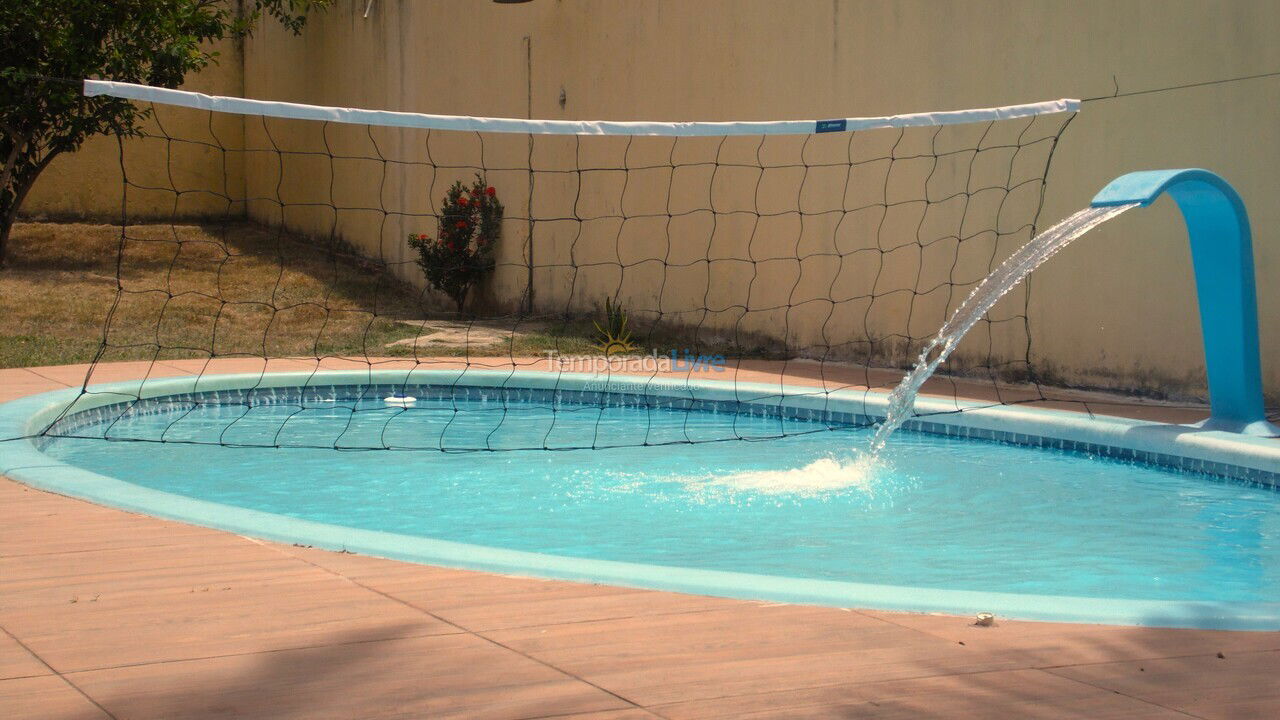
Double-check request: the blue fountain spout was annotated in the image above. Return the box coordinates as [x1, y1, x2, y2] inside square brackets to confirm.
[1092, 169, 1278, 437]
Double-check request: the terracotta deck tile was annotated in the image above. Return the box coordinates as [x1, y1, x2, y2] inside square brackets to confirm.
[652, 668, 1193, 719]
[0, 631, 49, 681]
[3, 366, 82, 389]
[312, 356, 423, 372]
[0, 370, 68, 403]
[306, 561, 646, 614]
[0, 539, 292, 585]
[0, 367, 64, 383]
[1047, 649, 1280, 720]
[0, 482, 239, 558]
[1, 555, 458, 672]
[281, 545, 741, 631]
[540, 711, 660, 719]
[0, 674, 111, 720]
[431, 588, 744, 633]
[155, 357, 326, 376]
[0, 555, 321, 613]
[67, 632, 634, 720]
[279, 544, 641, 604]
[862, 609, 1280, 667]
[22, 361, 156, 387]
[482, 605, 1023, 706]
[0, 512, 232, 558]
[278, 543, 464, 576]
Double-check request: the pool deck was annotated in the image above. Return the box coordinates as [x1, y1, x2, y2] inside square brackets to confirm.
[3, 359, 1279, 719]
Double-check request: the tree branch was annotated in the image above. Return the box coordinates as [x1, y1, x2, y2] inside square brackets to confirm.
[0, 126, 30, 211]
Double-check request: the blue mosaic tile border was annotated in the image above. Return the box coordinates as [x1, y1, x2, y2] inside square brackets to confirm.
[42, 384, 875, 435]
[38, 383, 1279, 486]
[907, 419, 1279, 488]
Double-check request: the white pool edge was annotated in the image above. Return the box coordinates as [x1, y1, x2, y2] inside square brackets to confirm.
[2, 369, 1278, 630]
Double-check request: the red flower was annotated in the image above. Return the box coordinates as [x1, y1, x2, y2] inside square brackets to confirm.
[458, 196, 468, 206]
[485, 186, 496, 196]
[456, 220, 467, 229]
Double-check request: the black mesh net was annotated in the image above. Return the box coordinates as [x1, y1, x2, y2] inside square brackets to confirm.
[34, 90, 1101, 451]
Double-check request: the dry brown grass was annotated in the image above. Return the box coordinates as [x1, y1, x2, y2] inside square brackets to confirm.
[0, 221, 437, 368]
[0, 221, 622, 369]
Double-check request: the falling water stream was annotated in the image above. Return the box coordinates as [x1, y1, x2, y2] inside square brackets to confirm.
[868, 202, 1140, 453]
[704, 203, 1140, 493]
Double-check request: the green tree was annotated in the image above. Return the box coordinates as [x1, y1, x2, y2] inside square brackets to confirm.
[0, 0, 330, 268]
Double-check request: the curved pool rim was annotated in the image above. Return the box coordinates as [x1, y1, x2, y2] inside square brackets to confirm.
[2, 368, 1278, 630]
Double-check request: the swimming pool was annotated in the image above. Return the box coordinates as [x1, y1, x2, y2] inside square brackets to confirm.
[2, 370, 1278, 629]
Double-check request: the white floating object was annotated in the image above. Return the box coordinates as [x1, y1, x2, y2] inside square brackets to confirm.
[383, 396, 417, 406]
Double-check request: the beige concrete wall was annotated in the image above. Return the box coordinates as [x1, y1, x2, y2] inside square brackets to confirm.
[239, 0, 1280, 399]
[23, 38, 245, 220]
[31, 0, 1280, 400]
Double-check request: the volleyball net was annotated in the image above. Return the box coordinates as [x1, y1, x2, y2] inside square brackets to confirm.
[37, 80, 1083, 450]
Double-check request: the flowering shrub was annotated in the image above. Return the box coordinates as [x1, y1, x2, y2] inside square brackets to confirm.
[408, 176, 503, 313]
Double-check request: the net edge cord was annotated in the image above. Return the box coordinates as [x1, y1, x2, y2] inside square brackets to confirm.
[84, 80, 1079, 136]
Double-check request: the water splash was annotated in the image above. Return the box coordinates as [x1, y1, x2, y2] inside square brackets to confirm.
[691, 455, 880, 496]
[869, 203, 1139, 453]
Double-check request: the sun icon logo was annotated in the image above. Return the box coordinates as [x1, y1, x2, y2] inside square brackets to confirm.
[592, 298, 638, 357]
[596, 337, 636, 356]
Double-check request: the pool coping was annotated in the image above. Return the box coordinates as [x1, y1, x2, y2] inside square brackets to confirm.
[2, 368, 1279, 630]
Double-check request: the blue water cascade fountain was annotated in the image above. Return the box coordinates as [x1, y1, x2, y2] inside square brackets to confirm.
[872, 168, 1278, 452]
[1092, 169, 1279, 437]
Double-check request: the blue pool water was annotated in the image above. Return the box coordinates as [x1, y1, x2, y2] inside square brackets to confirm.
[41, 393, 1280, 604]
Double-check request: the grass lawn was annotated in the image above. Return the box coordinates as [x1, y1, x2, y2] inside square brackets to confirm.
[0, 221, 609, 369]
